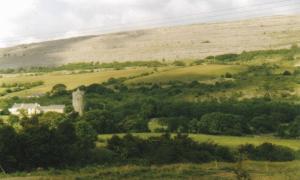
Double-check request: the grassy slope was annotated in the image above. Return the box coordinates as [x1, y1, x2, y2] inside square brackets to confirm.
[0, 64, 246, 98]
[0, 15, 299, 69]
[0, 67, 154, 98]
[127, 64, 245, 83]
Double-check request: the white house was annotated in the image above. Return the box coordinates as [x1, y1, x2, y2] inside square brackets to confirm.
[41, 105, 65, 113]
[9, 103, 65, 116]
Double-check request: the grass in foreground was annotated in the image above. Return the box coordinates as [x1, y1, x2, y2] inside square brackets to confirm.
[2, 161, 300, 180]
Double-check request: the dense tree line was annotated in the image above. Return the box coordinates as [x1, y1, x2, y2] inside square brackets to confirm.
[3, 81, 300, 137]
[106, 134, 295, 164]
[0, 61, 167, 74]
[107, 133, 236, 164]
[239, 143, 295, 161]
[0, 112, 97, 172]
[204, 44, 300, 63]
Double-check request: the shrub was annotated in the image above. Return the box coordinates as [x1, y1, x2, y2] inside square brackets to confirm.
[283, 70, 292, 76]
[197, 112, 246, 136]
[239, 143, 295, 161]
[107, 133, 236, 164]
[172, 61, 186, 66]
[215, 54, 239, 62]
[250, 115, 279, 133]
[225, 72, 233, 78]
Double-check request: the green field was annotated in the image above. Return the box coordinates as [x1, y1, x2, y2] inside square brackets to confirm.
[128, 64, 246, 83]
[97, 133, 300, 151]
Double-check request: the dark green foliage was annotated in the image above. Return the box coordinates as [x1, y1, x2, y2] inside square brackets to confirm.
[250, 115, 279, 133]
[205, 45, 300, 63]
[3, 80, 300, 136]
[282, 70, 292, 76]
[84, 84, 114, 95]
[196, 112, 246, 136]
[107, 133, 236, 164]
[277, 116, 300, 138]
[0, 115, 97, 172]
[51, 84, 67, 96]
[120, 115, 149, 132]
[239, 143, 295, 161]
[225, 72, 233, 78]
[0, 124, 18, 172]
[160, 117, 190, 133]
[215, 54, 239, 62]
[172, 61, 186, 66]
[82, 110, 117, 134]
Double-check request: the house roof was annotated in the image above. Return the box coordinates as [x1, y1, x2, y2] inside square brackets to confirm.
[11, 103, 40, 109]
[41, 105, 65, 110]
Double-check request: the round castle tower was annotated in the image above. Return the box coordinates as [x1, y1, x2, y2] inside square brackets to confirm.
[72, 89, 84, 116]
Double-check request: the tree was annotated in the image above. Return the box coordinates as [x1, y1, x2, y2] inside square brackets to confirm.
[0, 124, 18, 172]
[282, 70, 292, 76]
[82, 110, 116, 133]
[225, 72, 233, 78]
[172, 61, 186, 66]
[39, 112, 66, 129]
[286, 116, 300, 138]
[250, 115, 278, 133]
[51, 84, 67, 95]
[85, 84, 113, 94]
[197, 112, 245, 136]
[75, 121, 97, 150]
[121, 115, 148, 132]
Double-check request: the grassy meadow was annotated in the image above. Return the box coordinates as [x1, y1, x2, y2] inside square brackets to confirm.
[0, 64, 247, 98]
[127, 64, 246, 83]
[0, 67, 154, 98]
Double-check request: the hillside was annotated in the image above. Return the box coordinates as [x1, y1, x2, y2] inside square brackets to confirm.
[0, 15, 300, 69]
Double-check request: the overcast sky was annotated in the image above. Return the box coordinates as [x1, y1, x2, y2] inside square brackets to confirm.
[0, 0, 299, 47]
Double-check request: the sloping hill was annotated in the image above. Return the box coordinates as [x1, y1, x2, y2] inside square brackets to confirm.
[0, 15, 300, 69]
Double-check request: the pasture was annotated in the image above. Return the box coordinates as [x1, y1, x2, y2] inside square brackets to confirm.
[127, 64, 246, 83]
[0, 67, 153, 98]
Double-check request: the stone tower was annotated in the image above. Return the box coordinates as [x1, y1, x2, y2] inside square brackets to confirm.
[72, 89, 84, 116]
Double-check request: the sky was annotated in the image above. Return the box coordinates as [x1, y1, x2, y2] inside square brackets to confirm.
[0, 0, 299, 47]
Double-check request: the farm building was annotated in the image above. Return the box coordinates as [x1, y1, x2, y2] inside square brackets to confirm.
[9, 103, 65, 116]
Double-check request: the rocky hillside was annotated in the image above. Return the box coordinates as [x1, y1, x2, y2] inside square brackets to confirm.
[0, 15, 299, 69]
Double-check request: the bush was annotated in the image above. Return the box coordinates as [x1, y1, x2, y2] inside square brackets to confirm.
[283, 70, 292, 76]
[225, 72, 233, 78]
[215, 54, 239, 62]
[250, 115, 279, 133]
[172, 61, 186, 66]
[0, 117, 98, 172]
[239, 143, 295, 161]
[278, 116, 300, 138]
[107, 133, 236, 164]
[197, 112, 246, 136]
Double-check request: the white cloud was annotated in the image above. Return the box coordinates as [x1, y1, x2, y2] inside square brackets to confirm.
[0, 0, 299, 47]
